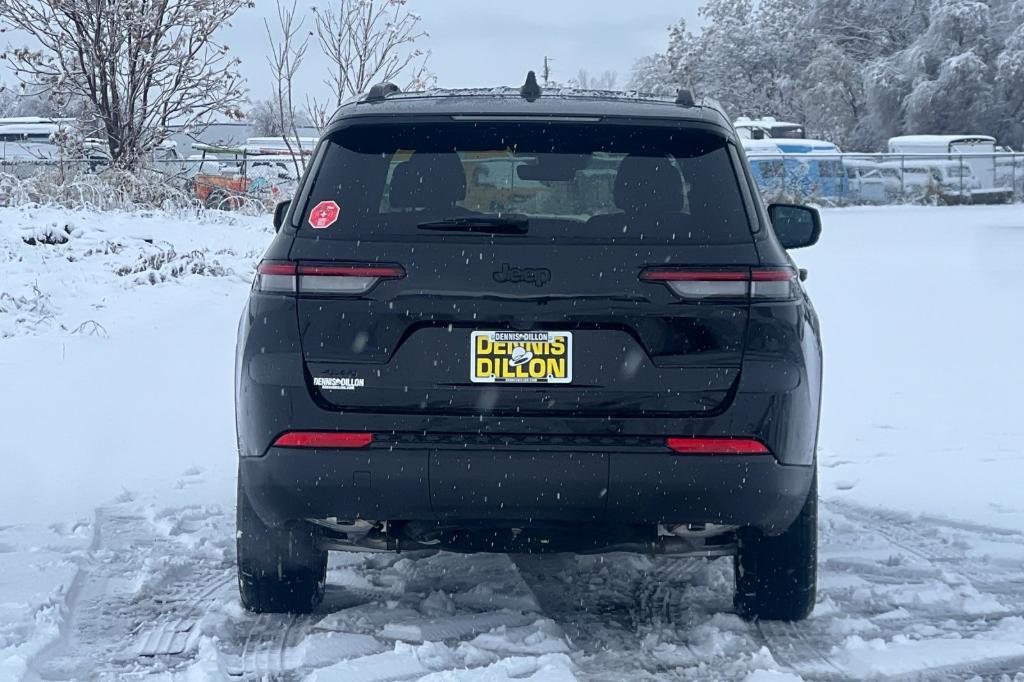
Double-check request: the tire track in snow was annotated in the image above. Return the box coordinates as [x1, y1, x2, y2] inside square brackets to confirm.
[513, 553, 727, 679]
[752, 500, 1024, 681]
[22, 507, 105, 681]
[225, 612, 308, 679]
[831, 500, 1024, 601]
[21, 498, 1024, 680]
[26, 504, 236, 679]
[133, 571, 234, 656]
[754, 620, 847, 680]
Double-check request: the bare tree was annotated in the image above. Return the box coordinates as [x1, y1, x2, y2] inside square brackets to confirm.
[248, 97, 310, 137]
[311, 0, 433, 111]
[573, 69, 619, 90]
[0, 0, 251, 168]
[304, 94, 332, 132]
[264, 0, 310, 177]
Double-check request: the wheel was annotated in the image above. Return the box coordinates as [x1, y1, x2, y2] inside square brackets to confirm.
[236, 480, 327, 613]
[733, 472, 817, 621]
[204, 190, 223, 210]
[205, 189, 242, 211]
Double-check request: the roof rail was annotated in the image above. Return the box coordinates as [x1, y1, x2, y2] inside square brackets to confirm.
[364, 82, 401, 102]
[675, 88, 696, 107]
[520, 71, 542, 102]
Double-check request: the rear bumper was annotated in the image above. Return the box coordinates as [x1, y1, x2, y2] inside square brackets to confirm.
[240, 446, 814, 536]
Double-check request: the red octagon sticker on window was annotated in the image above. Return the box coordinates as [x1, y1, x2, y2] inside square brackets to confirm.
[308, 201, 340, 229]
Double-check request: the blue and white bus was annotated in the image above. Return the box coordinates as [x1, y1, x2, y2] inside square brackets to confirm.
[742, 138, 847, 203]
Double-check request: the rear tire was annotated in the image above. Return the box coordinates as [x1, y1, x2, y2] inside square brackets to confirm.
[236, 480, 327, 614]
[734, 472, 817, 621]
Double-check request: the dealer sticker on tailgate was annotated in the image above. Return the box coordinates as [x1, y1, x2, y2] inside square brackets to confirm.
[471, 331, 572, 384]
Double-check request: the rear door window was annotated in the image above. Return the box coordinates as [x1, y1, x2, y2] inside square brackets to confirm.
[298, 122, 753, 244]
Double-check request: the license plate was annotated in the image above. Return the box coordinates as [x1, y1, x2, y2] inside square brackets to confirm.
[471, 331, 572, 384]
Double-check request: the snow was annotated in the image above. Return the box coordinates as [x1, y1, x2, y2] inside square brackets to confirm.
[888, 134, 997, 149]
[798, 205, 1024, 531]
[1, 204, 1023, 680]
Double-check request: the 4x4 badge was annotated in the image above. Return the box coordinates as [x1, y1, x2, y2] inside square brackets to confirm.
[493, 263, 551, 287]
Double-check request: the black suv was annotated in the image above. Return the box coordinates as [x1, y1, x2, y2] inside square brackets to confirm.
[235, 76, 823, 621]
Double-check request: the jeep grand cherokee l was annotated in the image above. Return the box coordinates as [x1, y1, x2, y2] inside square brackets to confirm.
[235, 77, 823, 621]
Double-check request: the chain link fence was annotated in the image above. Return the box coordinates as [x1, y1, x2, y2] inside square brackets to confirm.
[3, 152, 1023, 212]
[0, 157, 300, 213]
[744, 152, 1024, 207]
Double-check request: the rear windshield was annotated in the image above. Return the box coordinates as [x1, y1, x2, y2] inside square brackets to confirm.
[298, 122, 752, 244]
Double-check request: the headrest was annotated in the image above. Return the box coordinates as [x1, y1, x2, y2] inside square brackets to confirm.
[613, 155, 684, 214]
[388, 153, 467, 210]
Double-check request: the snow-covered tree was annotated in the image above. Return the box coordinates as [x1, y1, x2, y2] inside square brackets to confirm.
[627, 54, 678, 95]
[0, 0, 250, 167]
[800, 43, 864, 147]
[635, 0, 1024, 150]
[644, 0, 812, 120]
[248, 98, 310, 138]
[571, 69, 619, 90]
[995, 21, 1024, 144]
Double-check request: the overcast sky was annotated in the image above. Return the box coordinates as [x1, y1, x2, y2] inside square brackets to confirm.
[224, 1, 704, 101]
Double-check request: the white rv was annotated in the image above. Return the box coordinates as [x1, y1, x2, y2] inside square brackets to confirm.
[887, 135, 1012, 203]
[734, 116, 806, 140]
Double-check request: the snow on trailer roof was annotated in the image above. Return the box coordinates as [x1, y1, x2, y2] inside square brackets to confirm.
[741, 138, 841, 155]
[244, 136, 318, 149]
[0, 116, 76, 125]
[889, 135, 996, 147]
[734, 116, 802, 128]
[0, 122, 65, 136]
[740, 139, 784, 154]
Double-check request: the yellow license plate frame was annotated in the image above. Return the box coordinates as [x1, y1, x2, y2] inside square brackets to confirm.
[470, 331, 573, 384]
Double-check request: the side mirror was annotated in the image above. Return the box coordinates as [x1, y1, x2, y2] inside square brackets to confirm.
[273, 200, 291, 232]
[768, 203, 821, 249]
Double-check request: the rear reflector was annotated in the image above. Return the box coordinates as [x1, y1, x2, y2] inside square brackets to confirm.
[639, 267, 797, 300]
[256, 261, 404, 295]
[273, 431, 374, 448]
[666, 437, 770, 454]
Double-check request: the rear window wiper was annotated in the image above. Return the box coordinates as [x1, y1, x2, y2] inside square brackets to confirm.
[417, 217, 529, 234]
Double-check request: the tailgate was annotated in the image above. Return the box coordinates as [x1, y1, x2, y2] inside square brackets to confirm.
[293, 238, 752, 417]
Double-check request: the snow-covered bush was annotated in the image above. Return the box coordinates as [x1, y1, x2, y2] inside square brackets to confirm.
[0, 166, 194, 212]
[20, 223, 76, 246]
[0, 286, 57, 338]
[0, 165, 270, 215]
[115, 247, 234, 285]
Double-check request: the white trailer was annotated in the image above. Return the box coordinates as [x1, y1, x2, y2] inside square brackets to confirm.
[887, 135, 1012, 203]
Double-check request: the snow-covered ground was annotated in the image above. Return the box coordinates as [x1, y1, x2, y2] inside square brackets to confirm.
[1, 204, 1023, 681]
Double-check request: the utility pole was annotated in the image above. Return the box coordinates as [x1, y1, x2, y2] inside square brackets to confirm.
[542, 56, 552, 86]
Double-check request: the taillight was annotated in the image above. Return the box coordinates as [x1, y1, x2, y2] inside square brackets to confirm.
[256, 262, 298, 293]
[273, 431, 374, 448]
[639, 267, 797, 300]
[255, 261, 405, 295]
[666, 437, 769, 454]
